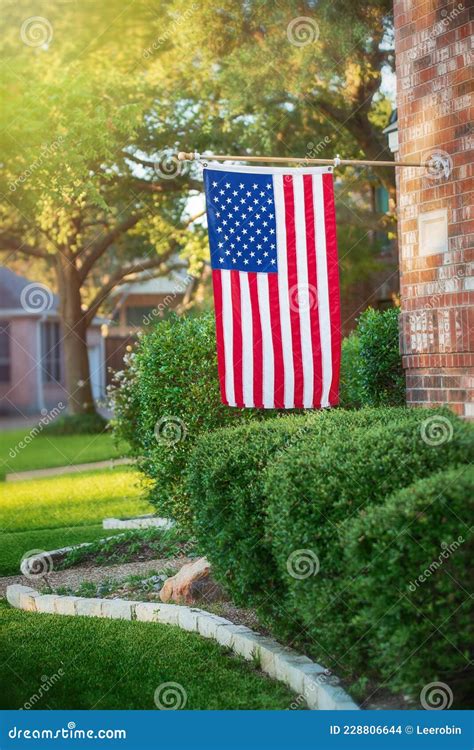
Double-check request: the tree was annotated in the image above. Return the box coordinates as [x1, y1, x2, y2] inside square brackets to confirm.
[0, 0, 207, 414]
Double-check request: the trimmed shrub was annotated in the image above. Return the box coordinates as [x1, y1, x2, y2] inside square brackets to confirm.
[110, 313, 266, 528]
[188, 407, 411, 615]
[356, 306, 405, 406]
[345, 465, 473, 701]
[264, 409, 473, 676]
[339, 332, 362, 408]
[43, 413, 107, 435]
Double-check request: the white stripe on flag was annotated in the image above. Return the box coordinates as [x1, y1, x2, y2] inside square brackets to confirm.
[221, 269, 236, 406]
[239, 272, 254, 408]
[273, 175, 295, 408]
[257, 272, 274, 409]
[293, 175, 315, 408]
[312, 175, 332, 407]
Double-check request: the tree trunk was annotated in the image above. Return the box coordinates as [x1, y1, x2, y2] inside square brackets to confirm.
[57, 257, 97, 416]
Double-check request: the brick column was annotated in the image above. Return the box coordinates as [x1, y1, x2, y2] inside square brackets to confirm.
[393, 0, 473, 418]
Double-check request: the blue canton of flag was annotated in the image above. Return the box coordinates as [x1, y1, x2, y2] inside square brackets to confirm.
[204, 169, 278, 273]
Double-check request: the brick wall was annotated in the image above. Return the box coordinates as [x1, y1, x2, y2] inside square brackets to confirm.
[393, 0, 473, 417]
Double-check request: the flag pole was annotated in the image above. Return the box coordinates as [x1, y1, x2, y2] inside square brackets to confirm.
[177, 151, 424, 168]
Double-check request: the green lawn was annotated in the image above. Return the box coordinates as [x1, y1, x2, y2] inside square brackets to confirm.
[0, 429, 128, 480]
[0, 468, 153, 576]
[0, 525, 124, 578]
[0, 602, 295, 709]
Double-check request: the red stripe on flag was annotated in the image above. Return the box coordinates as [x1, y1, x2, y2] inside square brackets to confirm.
[230, 270, 244, 407]
[303, 175, 323, 408]
[322, 173, 341, 405]
[247, 272, 263, 409]
[283, 175, 304, 408]
[212, 270, 228, 405]
[268, 273, 285, 408]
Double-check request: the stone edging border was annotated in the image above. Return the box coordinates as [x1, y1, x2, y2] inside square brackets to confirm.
[6, 584, 359, 711]
[20, 536, 128, 577]
[102, 515, 174, 530]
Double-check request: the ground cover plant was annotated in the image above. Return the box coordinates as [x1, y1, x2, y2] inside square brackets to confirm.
[58, 527, 196, 569]
[0, 602, 296, 710]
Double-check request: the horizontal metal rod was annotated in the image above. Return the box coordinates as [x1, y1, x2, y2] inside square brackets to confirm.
[177, 151, 424, 168]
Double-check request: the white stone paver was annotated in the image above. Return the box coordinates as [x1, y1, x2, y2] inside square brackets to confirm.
[101, 599, 134, 620]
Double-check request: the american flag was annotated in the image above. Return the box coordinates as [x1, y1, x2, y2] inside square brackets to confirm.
[203, 164, 341, 409]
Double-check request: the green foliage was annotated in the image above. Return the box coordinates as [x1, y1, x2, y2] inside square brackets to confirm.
[339, 332, 362, 408]
[110, 313, 266, 528]
[0, 601, 294, 710]
[264, 408, 473, 688]
[188, 407, 409, 614]
[188, 406, 474, 699]
[59, 526, 195, 569]
[356, 306, 405, 406]
[345, 465, 473, 700]
[42, 413, 108, 435]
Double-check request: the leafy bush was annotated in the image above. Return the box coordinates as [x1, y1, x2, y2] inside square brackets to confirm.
[356, 306, 405, 406]
[188, 407, 410, 615]
[110, 313, 266, 528]
[265, 409, 473, 679]
[345, 465, 473, 702]
[43, 413, 108, 435]
[339, 332, 362, 408]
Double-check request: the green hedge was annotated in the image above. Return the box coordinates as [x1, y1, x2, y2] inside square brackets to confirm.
[339, 307, 405, 408]
[188, 405, 473, 699]
[43, 413, 108, 435]
[264, 409, 473, 684]
[110, 313, 266, 528]
[344, 465, 473, 700]
[189, 407, 410, 613]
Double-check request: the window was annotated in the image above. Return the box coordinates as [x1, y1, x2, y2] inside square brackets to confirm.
[0, 321, 11, 383]
[41, 321, 61, 383]
[125, 306, 156, 327]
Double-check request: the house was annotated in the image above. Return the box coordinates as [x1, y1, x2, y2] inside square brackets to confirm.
[103, 269, 193, 382]
[0, 267, 106, 415]
[391, 0, 472, 418]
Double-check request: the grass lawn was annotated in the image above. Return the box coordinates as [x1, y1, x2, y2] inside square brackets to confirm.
[0, 525, 124, 578]
[0, 468, 153, 576]
[0, 602, 295, 709]
[0, 429, 128, 480]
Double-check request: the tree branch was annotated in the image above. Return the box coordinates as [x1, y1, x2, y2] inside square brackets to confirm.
[0, 234, 50, 260]
[79, 213, 143, 281]
[84, 246, 178, 325]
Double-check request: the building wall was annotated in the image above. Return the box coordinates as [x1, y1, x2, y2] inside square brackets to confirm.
[394, 0, 473, 417]
[0, 317, 39, 414]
